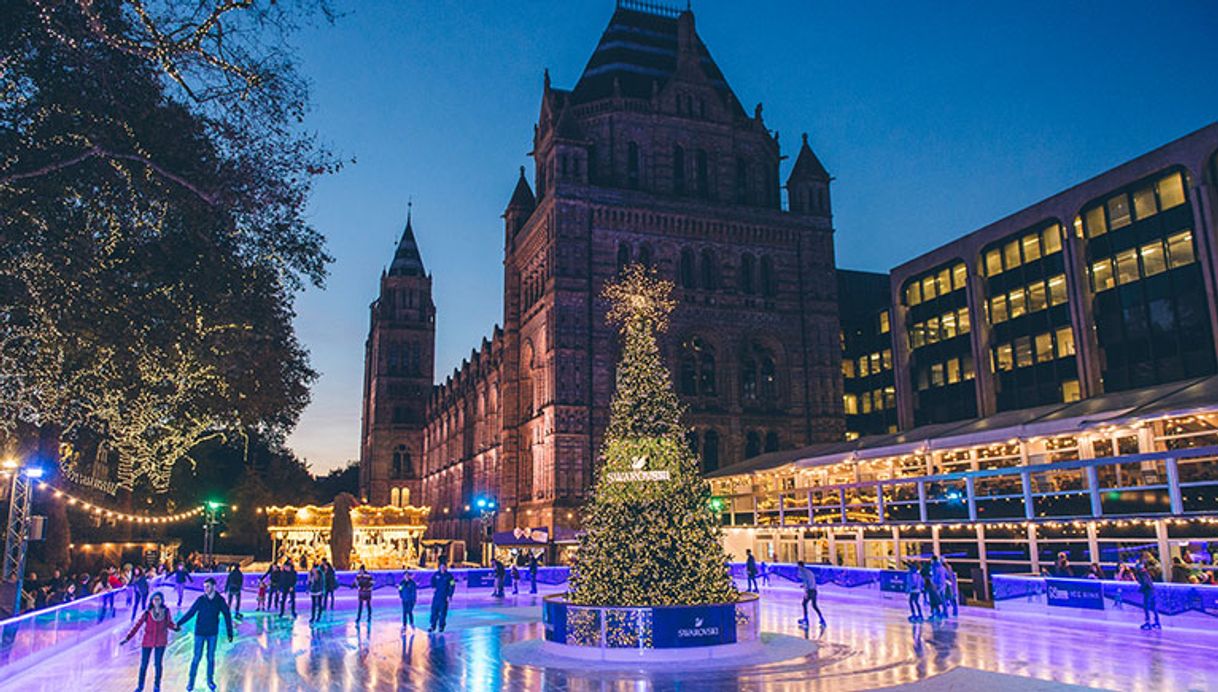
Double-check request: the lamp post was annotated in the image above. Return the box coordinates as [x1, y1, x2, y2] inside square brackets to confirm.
[2, 459, 43, 617]
[202, 500, 225, 568]
[475, 496, 497, 566]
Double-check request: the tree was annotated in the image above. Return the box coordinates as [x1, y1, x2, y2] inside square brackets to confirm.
[314, 461, 360, 504]
[0, 1, 336, 490]
[567, 265, 737, 607]
[330, 492, 356, 570]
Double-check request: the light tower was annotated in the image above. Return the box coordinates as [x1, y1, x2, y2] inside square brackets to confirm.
[2, 458, 43, 617]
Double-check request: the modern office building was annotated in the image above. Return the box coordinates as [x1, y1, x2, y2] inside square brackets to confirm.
[838, 270, 897, 439]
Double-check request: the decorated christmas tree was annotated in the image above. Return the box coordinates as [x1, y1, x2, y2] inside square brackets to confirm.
[567, 265, 738, 606]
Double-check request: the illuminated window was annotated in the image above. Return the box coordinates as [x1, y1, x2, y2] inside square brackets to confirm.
[957, 308, 970, 334]
[1084, 206, 1107, 238]
[963, 354, 975, 380]
[843, 394, 858, 415]
[1035, 332, 1054, 363]
[1048, 274, 1068, 305]
[858, 356, 870, 377]
[989, 295, 1009, 324]
[931, 362, 945, 387]
[1132, 185, 1157, 220]
[1061, 379, 1081, 403]
[882, 349, 893, 370]
[952, 263, 967, 290]
[1115, 248, 1139, 285]
[1055, 326, 1075, 357]
[946, 358, 961, 384]
[995, 343, 1014, 372]
[861, 391, 872, 413]
[1028, 281, 1047, 312]
[1003, 240, 1021, 270]
[879, 310, 890, 334]
[1157, 172, 1186, 210]
[1042, 224, 1063, 255]
[926, 316, 940, 344]
[1167, 230, 1196, 268]
[1021, 234, 1041, 262]
[905, 282, 922, 306]
[1090, 259, 1115, 292]
[1107, 193, 1131, 230]
[842, 359, 855, 379]
[1015, 336, 1033, 368]
[910, 323, 925, 349]
[1008, 287, 1026, 319]
[922, 275, 937, 301]
[869, 352, 881, 374]
[984, 249, 1003, 277]
[937, 268, 952, 296]
[942, 311, 957, 339]
[1140, 240, 1167, 277]
[883, 386, 896, 408]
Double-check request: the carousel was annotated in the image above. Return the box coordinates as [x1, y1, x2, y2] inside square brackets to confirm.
[264, 499, 430, 569]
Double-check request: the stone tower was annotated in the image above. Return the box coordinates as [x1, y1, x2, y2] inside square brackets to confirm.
[359, 207, 435, 507]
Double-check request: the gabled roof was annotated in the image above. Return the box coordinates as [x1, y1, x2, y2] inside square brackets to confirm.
[506, 166, 535, 210]
[388, 206, 425, 277]
[788, 133, 830, 181]
[570, 3, 745, 118]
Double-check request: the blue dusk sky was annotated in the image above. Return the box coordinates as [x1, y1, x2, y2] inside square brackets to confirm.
[285, 0, 1218, 473]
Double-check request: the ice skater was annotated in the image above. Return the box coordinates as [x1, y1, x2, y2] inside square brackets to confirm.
[278, 559, 297, 618]
[528, 553, 539, 594]
[129, 567, 150, 622]
[398, 570, 418, 629]
[176, 577, 234, 692]
[324, 560, 338, 610]
[511, 562, 520, 595]
[796, 560, 825, 628]
[942, 560, 959, 617]
[745, 550, 759, 593]
[355, 565, 375, 623]
[308, 565, 326, 623]
[172, 562, 192, 608]
[492, 559, 506, 597]
[256, 576, 268, 612]
[122, 591, 179, 692]
[1135, 557, 1161, 630]
[224, 563, 244, 618]
[429, 562, 456, 632]
[907, 563, 924, 621]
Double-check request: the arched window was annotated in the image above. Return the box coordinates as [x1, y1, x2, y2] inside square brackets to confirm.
[680, 248, 697, 289]
[390, 488, 401, 507]
[736, 157, 748, 204]
[637, 243, 652, 268]
[617, 243, 631, 272]
[745, 431, 761, 459]
[673, 146, 686, 195]
[700, 249, 717, 291]
[703, 430, 720, 473]
[695, 149, 709, 197]
[764, 431, 780, 454]
[760, 355, 777, 402]
[741, 357, 758, 401]
[627, 142, 640, 189]
[680, 337, 716, 396]
[392, 445, 412, 479]
[760, 256, 775, 297]
[739, 253, 756, 294]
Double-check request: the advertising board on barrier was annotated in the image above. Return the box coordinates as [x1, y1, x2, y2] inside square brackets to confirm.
[651, 603, 737, 648]
[1045, 578, 1105, 610]
[879, 570, 909, 593]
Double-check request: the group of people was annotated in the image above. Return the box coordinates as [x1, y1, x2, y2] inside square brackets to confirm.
[1048, 550, 1163, 630]
[122, 577, 234, 692]
[490, 553, 540, 597]
[23, 563, 174, 619]
[905, 555, 959, 622]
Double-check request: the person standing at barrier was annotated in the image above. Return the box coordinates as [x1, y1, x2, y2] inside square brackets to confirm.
[324, 559, 338, 610]
[130, 567, 150, 622]
[398, 570, 418, 630]
[907, 563, 924, 622]
[745, 550, 759, 593]
[1135, 558, 1162, 630]
[279, 559, 297, 618]
[308, 565, 326, 624]
[123, 591, 179, 692]
[796, 560, 826, 628]
[355, 565, 375, 623]
[429, 562, 456, 633]
[224, 563, 244, 618]
[492, 559, 506, 598]
[173, 562, 192, 608]
[177, 577, 234, 692]
[529, 553, 539, 594]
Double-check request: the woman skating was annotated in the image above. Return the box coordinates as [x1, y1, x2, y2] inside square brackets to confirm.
[308, 565, 326, 623]
[122, 591, 179, 692]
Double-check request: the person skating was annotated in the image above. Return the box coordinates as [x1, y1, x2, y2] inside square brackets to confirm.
[942, 560, 959, 617]
[745, 550, 759, 593]
[510, 562, 520, 595]
[398, 570, 418, 630]
[355, 565, 374, 623]
[308, 565, 326, 624]
[278, 559, 297, 618]
[492, 559, 506, 598]
[176, 577, 234, 692]
[1135, 557, 1162, 630]
[528, 553, 539, 594]
[929, 556, 947, 619]
[224, 563, 244, 618]
[130, 567, 150, 622]
[122, 591, 179, 692]
[172, 562, 192, 608]
[907, 564, 924, 622]
[796, 560, 826, 628]
[428, 562, 456, 632]
[323, 560, 338, 610]
[265, 564, 281, 611]
[256, 576, 268, 612]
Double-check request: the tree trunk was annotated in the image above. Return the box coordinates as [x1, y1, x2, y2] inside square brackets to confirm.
[329, 492, 355, 570]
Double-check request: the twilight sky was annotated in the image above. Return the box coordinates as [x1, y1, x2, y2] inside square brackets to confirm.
[285, 0, 1218, 474]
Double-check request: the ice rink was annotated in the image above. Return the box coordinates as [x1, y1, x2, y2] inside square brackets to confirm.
[3, 577, 1215, 691]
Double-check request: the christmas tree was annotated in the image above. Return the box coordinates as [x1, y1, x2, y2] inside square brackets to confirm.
[567, 265, 738, 606]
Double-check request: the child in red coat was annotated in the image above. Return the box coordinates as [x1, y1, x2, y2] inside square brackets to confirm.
[122, 592, 179, 692]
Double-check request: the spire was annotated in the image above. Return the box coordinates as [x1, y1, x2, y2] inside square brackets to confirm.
[507, 166, 536, 210]
[388, 200, 425, 277]
[788, 132, 830, 182]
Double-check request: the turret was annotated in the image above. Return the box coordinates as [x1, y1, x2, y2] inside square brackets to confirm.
[786, 133, 832, 216]
[504, 166, 535, 242]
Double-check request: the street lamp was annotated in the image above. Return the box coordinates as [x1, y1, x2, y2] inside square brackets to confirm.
[475, 496, 498, 565]
[2, 460, 44, 617]
[202, 500, 226, 568]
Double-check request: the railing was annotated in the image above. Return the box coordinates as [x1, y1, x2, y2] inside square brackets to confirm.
[719, 444, 1218, 527]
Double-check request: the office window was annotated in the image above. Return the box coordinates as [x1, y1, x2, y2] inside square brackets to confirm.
[869, 352, 881, 374]
[842, 359, 855, 379]
[1132, 185, 1157, 220]
[922, 275, 937, 301]
[843, 394, 858, 415]
[957, 308, 970, 334]
[858, 356, 869, 377]
[1055, 326, 1075, 357]
[1021, 234, 1041, 262]
[879, 310, 891, 334]
[963, 354, 975, 380]
[989, 295, 1008, 324]
[1015, 336, 1033, 368]
[861, 391, 872, 413]
[1028, 280, 1047, 312]
[1061, 380, 1081, 403]
[1107, 193, 1131, 230]
[952, 263, 967, 290]
[926, 316, 940, 344]
[1042, 224, 1063, 255]
[985, 249, 1003, 277]
[942, 311, 957, 339]
[946, 358, 961, 384]
[931, 362, 945, 387]
[882, 348, 893, 370]
[1048, 274, 1068, 305]
[916, 368, 929, 391]
[1157, 172, 1186, 210]
[910, 323, 925, 349]
[1115, 248, 1139, 285]
[1035, 332, 1054, 363]
[884, 386, 896, 408]
[905, 282, 922, 306]
[1008, 287, 1026, 319]
[1167, 230, 1196, 268]
[937, 268, 952, 296]
[1085, 206, 1107, 238]
[1003, 240, 1021, 270]
[1140, 240, 1167, 277]
[1091, 259, 1115, 292]
[995, 343, 1014, 372]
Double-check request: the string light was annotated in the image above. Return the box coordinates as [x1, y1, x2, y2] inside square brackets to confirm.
[35, 481, 203, 524]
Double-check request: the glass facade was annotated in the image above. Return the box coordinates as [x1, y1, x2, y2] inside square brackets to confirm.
[903, 261, 976, 425]
[982, 222, 1080, 409]
[838, 270, 897, 438]
[1081, 170, 1215, 391]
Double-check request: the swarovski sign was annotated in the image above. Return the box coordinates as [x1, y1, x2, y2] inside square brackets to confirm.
[606, 455, 671, 483]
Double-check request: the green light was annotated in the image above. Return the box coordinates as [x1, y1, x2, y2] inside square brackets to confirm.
[206, 500, 224, 511]
[709, 497, 724, 512]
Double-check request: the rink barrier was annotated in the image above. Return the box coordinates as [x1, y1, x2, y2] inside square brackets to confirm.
[993, 574, 1218, 632]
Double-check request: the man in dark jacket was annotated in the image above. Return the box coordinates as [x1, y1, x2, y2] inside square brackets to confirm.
[279, 559, 297, 617]
[745, 550, 759, 593]
[323, 559, 338, 609]
[225, 563, 244, 617]
[429, 562, 457, 632]
[528, 553, 539, 594]
[176, 577, 234, 691]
